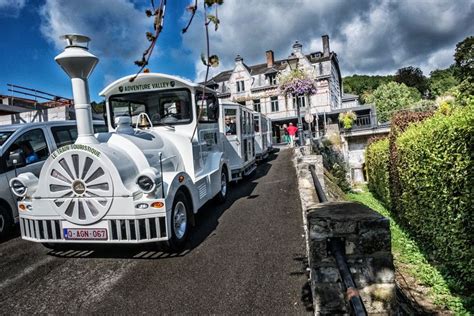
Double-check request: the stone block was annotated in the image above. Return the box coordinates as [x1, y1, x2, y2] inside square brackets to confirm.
[312, 265, 341, 283]
[358, 229, 391, 254]
[313, 282, 348, 314]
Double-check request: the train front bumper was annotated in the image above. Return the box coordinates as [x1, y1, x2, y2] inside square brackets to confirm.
[18, 199, 169, 244]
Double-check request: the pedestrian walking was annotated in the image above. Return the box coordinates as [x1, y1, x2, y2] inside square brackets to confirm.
[282, 124, 289, 144]
[287, 122, 298, 147]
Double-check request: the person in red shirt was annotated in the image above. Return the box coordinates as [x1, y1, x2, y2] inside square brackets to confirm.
[287, 122, 298, 147]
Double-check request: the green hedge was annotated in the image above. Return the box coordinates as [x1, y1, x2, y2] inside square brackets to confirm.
[396, 105, 474, 291]
[365, 138, 390, 206]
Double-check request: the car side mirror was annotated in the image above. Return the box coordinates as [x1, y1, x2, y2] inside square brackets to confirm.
[7, 149, 26, 168]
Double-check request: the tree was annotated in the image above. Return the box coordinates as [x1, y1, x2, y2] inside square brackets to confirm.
[428, 66, 459, 98]
[343, 74, 394, 103]
[454, 36, 474, 81]
[453, 36, 474, 104]
[395, 66, 428, 96]
[365, 82, 421, 122]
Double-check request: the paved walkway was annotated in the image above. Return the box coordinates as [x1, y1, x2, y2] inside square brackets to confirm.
[0, 148, 311, 314]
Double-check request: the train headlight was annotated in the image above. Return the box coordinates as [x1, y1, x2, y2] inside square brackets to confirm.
[11, 179, 27, 197]
[137, 175, 155, 193]
[9, 173, 38, 198]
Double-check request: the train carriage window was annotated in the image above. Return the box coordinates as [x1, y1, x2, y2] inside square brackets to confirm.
[196, 92, 219, 123]
[224, 109, 237, 135]
[109, 89, 192, 127]
[254, 116, 260, 132]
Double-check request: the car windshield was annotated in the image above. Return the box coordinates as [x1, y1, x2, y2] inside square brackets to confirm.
[109, 89, 192, 127]
[0, 131, 14, 147]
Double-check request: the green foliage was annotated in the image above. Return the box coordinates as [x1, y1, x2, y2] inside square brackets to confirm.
[388, 110, 434, 216]
[395, 105, 474, 294]
[365, 82, 421, 122]
[395, 66, 428, 95]
[454, 36, 474, 81]
[347, 191, 472, 315]
[365, 138, 390, 206]
[338, 111, 357, 129]
[342, 74, 394, 102]
[429, 67, 459, 98]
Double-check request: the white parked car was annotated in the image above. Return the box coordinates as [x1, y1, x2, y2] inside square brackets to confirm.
[0, 120, 106, 238]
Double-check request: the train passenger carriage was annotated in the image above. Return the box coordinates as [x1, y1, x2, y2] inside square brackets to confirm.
[219, 102, 257, 181]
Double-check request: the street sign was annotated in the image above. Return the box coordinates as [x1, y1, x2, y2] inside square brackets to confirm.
[304, 113, 314, 123]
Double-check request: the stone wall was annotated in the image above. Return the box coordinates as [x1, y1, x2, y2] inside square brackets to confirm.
[294, 147, 396, 315]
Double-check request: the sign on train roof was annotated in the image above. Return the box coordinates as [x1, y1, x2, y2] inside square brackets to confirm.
[99, 73, 215, 97]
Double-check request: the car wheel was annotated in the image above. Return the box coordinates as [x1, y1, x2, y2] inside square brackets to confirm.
[166, 191, 191, 251]
[0, 206, 13, 240]
[215, 168, 228, 204]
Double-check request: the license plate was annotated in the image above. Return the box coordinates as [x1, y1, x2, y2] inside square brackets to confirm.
[63, 228, 108, 240]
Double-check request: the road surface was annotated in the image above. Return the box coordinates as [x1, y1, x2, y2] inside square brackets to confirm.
[0, 148, 312, 314]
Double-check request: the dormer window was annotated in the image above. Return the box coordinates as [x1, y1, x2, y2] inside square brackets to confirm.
[268, 74, 277, 85]
[236, 80, 245, 92]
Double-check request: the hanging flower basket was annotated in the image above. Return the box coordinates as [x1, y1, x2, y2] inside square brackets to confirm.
[278, 69, 317, 96]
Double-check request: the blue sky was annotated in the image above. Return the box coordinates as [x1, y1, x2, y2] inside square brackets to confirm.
[1, 0, 473, 102]
[0, 0, 196, 101]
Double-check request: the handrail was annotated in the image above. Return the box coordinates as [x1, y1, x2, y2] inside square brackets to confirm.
[309, 164, 328, 203]
[329, 238, 367, 316]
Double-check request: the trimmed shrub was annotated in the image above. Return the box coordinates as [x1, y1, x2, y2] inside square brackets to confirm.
[396, 105, 474, 291]
[388, 110, 434, 215]
[365, 138, 390, 206]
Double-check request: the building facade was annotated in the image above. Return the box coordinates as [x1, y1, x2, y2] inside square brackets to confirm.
[208, 35, 368, 138]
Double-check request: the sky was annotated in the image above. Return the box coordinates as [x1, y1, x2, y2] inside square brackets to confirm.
[0, 0, 473, 102]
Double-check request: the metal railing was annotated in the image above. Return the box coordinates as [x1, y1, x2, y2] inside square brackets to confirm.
[308, 164, 367, 315]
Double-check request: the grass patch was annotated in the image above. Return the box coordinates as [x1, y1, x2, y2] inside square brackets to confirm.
[347, 190, 471, 315]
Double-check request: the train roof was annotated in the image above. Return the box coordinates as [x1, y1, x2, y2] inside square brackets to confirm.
[99, 73, 216, 97]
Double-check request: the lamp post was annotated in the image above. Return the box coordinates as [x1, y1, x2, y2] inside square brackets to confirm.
[55, 34, 99, 145]
[287, 55, 304, 146]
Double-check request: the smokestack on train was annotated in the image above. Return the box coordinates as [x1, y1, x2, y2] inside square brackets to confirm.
[54, 34, 98, 144]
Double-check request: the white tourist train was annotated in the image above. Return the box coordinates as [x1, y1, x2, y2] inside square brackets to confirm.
[9, 35, 232, 250]
[219, 102, 257, 181]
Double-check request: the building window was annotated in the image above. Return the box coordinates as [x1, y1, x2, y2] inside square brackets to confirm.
[253, 99, 261, 112]
[236, 80, 245, 92]
[271, 96, 279, 112]
[267, 74, 277, 85]
[292, 95, 306, 109]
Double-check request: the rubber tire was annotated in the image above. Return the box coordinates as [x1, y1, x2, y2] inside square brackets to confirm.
[166, 191, 191, 252]
[0, 205, 13, 240]
[215, 168, 228, 204]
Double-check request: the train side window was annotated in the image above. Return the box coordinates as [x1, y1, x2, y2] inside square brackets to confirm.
[224, 109, 237, 135]
[196, 92, 219, 123]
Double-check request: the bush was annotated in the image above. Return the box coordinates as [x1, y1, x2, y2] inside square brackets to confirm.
[365, 138, 390, 206]
[388, 110, 434, 215]
[395, 105, 474, 292]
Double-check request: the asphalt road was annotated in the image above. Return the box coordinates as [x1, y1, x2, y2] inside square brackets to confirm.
[0, 148, 312, 314]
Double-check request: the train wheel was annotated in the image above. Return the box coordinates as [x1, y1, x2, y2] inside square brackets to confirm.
[167, 191, 191, 251]
[215, 168, 228, 204]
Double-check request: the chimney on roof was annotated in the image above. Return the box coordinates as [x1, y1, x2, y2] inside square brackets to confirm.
[266, 50, 274, 68]
[235, 54, 243, 63]
[322, 35, 330, 57]
[292, 41, 303, 55]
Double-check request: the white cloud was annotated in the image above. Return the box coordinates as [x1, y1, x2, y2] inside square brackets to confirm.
[0, 0, 26, 17]
[181, 0, 474, 79]
[39, 0, 149, 61]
